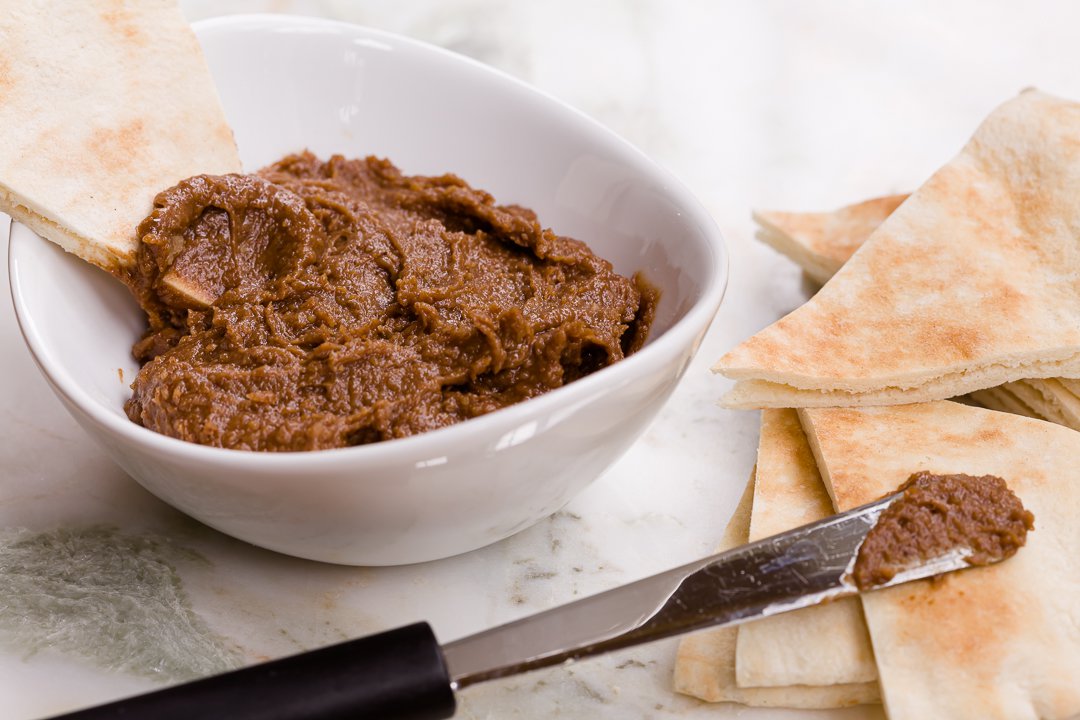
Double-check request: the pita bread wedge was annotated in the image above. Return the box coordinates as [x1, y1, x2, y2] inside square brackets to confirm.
[673, 470, 880, 709]
[735, 409, 878, 688]
[1014, 378, 1080, 430]
[1059, 377, 1080, 398]
[717, 90, 1080, 409]
[0, 0, 241, 271]
[968, 384, 1042, 420]
[757, 193, 1080, 431]
[799, 402, 1080, 720]
[754, 194, 908, 285]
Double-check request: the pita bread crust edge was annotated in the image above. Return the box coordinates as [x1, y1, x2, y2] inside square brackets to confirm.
[0, 0, 242, 272]
[721, 353, 1080, 409]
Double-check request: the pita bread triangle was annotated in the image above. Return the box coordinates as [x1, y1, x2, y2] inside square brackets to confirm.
[799, 401, 1080, 720]
[0, 0, 241, 271]
[755, 193, 1080, 433]
[717, 90, 1080, 408]
[754, 194, 908, 284]
[734, 409, 878, 689]
[672, 467, 880, 709]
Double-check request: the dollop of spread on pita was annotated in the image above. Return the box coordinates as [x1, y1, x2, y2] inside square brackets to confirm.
[853, 471, 1033, 590]
[123, 153, 656, 451]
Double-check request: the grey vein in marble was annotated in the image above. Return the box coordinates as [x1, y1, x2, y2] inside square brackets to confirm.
[0, 527, 242, 683]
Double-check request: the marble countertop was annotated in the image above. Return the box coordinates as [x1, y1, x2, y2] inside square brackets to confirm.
[4, 2, 1080, 718]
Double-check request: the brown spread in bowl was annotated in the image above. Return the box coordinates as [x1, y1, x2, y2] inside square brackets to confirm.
[852, 471, 1034, 590]
[122, 152, 656, 451]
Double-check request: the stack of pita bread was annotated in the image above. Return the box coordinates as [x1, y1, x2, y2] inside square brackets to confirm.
[0, 0, 240, 271]
[717, 90, 1080, 409]
[754, 190, 1080, 431]
[676, 404, 1080, 718]
[676, 90, 1080, 719]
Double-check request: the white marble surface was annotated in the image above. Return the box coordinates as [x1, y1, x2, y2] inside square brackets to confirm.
[4, 2, 1080, 718]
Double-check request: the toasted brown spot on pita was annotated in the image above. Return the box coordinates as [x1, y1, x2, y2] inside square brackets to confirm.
[974, 425, 1009, 444]
[90, 119, 148, 174]
[0, 58, 12, 91]
[893, 568, 1026, 667]
[924, 325, 983, 360]
[100, 2, 148, 46]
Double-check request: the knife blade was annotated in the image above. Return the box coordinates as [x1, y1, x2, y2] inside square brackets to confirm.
[443, 486, 968, 688]
[49, 489, 981, 720]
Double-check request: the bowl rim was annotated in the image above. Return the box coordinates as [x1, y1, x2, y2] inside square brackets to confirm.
[7, 13, 728, 470]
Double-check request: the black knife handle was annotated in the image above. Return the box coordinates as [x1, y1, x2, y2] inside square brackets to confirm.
[47, 622, 456, 720]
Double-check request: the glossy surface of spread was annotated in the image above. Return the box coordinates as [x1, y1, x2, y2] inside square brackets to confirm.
[853, 471, 1034, 590]
[123, 153, 655, 451]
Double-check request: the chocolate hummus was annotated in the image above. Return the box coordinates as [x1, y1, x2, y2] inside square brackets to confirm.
[122, 152, 656, 451]
[852, 471, 1033, 590]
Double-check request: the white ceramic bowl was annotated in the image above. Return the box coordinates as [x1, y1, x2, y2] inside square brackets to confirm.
[8, 15, 726, 565]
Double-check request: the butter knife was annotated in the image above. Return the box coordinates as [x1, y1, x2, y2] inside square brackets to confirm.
[50, 490, 980, 720]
